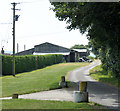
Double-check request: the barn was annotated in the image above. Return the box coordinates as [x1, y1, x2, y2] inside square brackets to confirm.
[15, 42, 88, 62]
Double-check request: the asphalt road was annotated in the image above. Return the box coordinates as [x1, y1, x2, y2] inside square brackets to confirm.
[67, 60, 120, 110]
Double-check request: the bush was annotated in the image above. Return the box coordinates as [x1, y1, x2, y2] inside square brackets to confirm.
[88, 56, 95, 61]
[2, 54, 63, 75]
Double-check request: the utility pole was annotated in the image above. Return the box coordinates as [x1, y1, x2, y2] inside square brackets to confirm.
[11, 2, 20, 77]
[17, 43, 19, 53]
[24, 45, 26, 51]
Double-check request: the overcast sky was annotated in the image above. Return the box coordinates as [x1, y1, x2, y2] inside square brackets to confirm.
[0, 0, 89, 53]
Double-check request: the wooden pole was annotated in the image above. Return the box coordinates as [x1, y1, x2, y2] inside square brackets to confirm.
[12, 93, 18, 99]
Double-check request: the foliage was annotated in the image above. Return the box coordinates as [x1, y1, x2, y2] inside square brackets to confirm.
[50, 2, 120, 78]
[2, 55, 12, 74]
[90, 65, 120, 88]
[88, 41, 99, 57]
[88, 56, 95, 61]
[2, 54, 63, 75]
[70, 44, 86, 49]
[2, 63, 89, 97]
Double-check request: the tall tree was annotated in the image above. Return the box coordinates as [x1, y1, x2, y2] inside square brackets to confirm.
[50, 2, 120, 78]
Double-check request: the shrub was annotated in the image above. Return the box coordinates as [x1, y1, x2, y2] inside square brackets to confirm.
[88, 56, 95, 61]
[2, 54, 63, 75]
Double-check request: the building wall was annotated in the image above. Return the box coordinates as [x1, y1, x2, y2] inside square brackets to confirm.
[79, 52, 87, 57]
[34, 42, 70, 53]
[75, 52, 79, 62]
[15, 48, 34, 55]
[69, 51, 75, 62]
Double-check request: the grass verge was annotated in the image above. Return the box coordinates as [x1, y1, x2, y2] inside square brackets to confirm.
[2, 63, 89, 97]
[2, 99, 105, 110]
[89, 65, 120, 89]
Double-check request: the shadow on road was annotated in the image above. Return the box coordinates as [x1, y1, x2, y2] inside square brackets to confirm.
[65, 81, 120, 110]
[87, 81, 120, 109]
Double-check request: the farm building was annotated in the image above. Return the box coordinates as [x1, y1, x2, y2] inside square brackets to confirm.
[72, 49, 88, 57]
[15, 42, 88, 62]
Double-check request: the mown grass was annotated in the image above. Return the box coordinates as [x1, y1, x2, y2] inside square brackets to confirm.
[2, 63, 89, 97]
[2, 99, 105, 110]
[90, 65, 120, 89]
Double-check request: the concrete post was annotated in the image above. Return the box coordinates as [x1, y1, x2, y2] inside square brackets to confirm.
[59, 76, 68, 88]
[74, 81, 88, 103]
[61, 76, 65, 82]
[74, 91, 88, 103]
[12, 93, 18, 99]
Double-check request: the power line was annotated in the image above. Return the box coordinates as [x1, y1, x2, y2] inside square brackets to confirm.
[0, 23, 12, 24]
[19, 0, 44, 4]
[17, 31, 69, 38]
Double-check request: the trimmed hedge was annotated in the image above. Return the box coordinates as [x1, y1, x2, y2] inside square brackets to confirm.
[2, 54, 63, 75]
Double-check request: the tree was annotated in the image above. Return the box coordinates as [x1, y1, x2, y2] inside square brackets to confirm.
[50, 2, 120, 78]
[70, 44, 86, 49]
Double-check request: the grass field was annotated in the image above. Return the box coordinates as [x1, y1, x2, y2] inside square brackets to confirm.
[1, 62, 107, 110]
[2, 99, 105, 110]
[90, 65, 120, 89]
[2, 62, 89, 97]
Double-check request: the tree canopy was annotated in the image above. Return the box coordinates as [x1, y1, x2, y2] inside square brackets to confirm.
[50, 2, 120, 78]
[70, 44, 87, 49]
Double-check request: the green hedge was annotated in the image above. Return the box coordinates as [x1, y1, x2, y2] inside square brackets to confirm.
[2, 54, 63, 75]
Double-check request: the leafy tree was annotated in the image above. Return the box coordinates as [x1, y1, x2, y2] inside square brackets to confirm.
[70, 44, 86, 49]
[50, 2, 120, 78]
[88, 40, 99, 57]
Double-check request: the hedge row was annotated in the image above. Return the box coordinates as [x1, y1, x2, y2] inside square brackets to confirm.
[2, 54, 63, 75]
